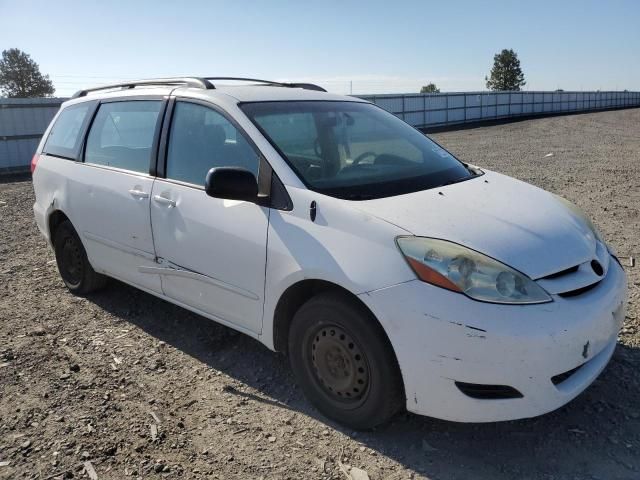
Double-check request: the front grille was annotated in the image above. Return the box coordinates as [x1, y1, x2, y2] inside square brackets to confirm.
[536, 255, 609, 297]
[541, 265, 580, 280]
[455, 382, 523, 399]
[558, 282, 600, 298]
[551, 364, 583, 385]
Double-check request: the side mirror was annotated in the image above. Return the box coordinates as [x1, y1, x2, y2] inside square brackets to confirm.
[205, 167, 258, 202]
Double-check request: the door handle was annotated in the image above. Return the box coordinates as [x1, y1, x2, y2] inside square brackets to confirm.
[153, 195, 176, 208]
[128, 189, 149, 198]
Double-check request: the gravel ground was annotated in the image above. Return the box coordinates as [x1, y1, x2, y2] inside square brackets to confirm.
[1, 108, 639, 480]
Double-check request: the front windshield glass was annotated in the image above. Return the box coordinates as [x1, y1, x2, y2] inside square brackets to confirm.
[241, 101, 475, 200]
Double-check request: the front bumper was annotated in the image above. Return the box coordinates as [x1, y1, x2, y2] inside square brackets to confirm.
[360, 257, 627, 422]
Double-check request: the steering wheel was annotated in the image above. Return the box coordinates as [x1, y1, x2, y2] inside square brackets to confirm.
[352, 151, 377, 165]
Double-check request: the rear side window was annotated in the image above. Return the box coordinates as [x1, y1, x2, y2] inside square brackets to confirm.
[85, 101, 162, 174]
[43, 103, 92, 160]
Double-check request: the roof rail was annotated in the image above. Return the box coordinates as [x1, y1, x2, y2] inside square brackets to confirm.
[203, 77, 327, 92]
[71, 76, 327, 99]
[71, 77, 214, 98]
[284, 82, 327, 92]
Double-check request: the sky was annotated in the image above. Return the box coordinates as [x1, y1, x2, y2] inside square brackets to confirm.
[1, 0, 639, 97]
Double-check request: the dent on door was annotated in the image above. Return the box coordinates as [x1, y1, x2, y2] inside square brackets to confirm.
[147, 181, 269, 334]
[138, 262, 259, 301]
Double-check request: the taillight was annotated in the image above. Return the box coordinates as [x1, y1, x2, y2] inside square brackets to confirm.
[30, 154, 39, 173]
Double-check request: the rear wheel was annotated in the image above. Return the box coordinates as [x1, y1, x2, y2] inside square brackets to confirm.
[288, 291, 404, 429]
[53, 220, 107, 294]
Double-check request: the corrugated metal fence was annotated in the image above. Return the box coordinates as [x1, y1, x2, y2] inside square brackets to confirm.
[0, 97, 65, 173]
[358, 90, 640, 129]
[1, 91, 640, 173]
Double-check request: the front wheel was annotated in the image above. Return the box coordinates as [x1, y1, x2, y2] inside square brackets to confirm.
[53, 220, 107, 294]
[288, 291, 404, 429]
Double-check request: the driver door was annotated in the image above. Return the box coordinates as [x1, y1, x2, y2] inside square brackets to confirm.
[149, 99, 268, 334]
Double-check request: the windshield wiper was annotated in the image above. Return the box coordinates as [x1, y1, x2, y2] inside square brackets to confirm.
[464, 163, 483, 176]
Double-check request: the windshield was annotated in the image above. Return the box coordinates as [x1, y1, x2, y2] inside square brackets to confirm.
[241, 101, 475, 200]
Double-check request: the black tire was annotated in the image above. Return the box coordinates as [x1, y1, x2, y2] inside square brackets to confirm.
[288, 291, 404, 430]
[53, 220, 107, 294]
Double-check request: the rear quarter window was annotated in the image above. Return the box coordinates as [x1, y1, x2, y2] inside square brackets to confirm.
[43, 102, 93, 160]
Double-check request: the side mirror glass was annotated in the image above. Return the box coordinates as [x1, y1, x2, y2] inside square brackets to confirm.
[204, 167, 258, 202]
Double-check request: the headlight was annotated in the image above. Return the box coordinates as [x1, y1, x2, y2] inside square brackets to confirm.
[553, 194, 605, 245]
[396, 237, 552, 304]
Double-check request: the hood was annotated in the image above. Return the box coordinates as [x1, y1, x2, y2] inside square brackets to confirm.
[354, 170, 598, 279]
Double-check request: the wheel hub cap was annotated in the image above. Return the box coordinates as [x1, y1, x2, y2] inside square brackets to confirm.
[311, 326, 369, 402]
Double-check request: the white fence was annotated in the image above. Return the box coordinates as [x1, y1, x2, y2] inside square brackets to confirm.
[1, 91, 640, 173]
[358, 90, 640, 129]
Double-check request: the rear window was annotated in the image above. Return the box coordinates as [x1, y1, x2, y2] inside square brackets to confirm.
[43, 102, 93, 160]
[85, 101, 162, 174]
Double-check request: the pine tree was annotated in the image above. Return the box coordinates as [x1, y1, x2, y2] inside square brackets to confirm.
[0, 48, 55, 98]
[420, 83, 440, 93]
[485, 49, 526, 91]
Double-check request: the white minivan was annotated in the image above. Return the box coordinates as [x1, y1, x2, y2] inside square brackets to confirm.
[32, 78, 627, 429]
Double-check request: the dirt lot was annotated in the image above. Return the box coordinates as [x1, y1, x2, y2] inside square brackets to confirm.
[1, 108, 639, 480]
